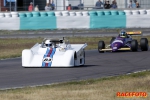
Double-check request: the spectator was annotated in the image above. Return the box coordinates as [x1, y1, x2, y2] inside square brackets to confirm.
[104, 1, 111, 9]
[114, 0, 117, 4]
[135, 0, 140, 8]
[78, 3, 84, 10]
[111, 1, 117, 9]
[67, 4, 72, 10]
[45, 3, 51, 11]
[128, 1, 132, 8]
[28, 2, 33, 11]
[51, 1, 55, 10]
[34, 5, 39, 11]
[132, 0, 136, 8]
[95, 0, 103, 9]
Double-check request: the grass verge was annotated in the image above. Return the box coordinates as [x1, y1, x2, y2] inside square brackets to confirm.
[0, 71, 149, 100]
[0, 36, 150, 59]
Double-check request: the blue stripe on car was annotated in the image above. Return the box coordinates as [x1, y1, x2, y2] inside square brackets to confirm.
[48, 48, 56, 67]
[42, 48, 50, 67]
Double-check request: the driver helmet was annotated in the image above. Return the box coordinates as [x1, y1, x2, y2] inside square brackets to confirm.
[119, 29, 127, 38]
[45, 40, 52, 47]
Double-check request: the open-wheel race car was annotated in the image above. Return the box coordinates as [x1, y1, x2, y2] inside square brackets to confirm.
[22, 38, 87, 67]
[98, 30, 149, 53]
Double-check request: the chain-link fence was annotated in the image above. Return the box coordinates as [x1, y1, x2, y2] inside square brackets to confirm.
[0, 0, 150, 12]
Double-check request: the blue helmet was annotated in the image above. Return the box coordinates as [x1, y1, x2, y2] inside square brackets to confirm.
[120, 30, 127, 38]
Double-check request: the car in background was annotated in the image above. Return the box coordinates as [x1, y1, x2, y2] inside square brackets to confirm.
[98, 31, 149, 53]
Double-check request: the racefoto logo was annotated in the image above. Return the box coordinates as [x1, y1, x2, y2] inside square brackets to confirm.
[43, 57, 53, 63]
[117, 92, 148, 98]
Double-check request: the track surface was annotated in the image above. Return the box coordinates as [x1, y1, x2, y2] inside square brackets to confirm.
[0, 31, 150, 38]
[0, 50, 150, 90]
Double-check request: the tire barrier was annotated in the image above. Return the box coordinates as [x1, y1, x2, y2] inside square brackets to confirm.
[0, 10, 150, 30]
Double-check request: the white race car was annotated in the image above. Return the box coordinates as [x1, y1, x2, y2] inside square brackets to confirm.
[22, 38, 87, 67]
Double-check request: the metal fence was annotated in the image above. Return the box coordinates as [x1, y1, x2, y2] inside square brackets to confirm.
[0, 0, 150, 12]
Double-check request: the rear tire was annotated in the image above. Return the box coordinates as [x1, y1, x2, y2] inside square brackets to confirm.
[140, 38, 149, 51]
[98, 41, 105, 53]
[131, 40, 138, 52]
[74, 52, 77, 67]
[83, 50, 85, 65]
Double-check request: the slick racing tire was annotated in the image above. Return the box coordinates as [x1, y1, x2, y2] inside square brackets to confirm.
[131, 40, 138, 52]
[140, 38, 149, 51]
[83, 50, 85, 65]
[110, 37, 116, 44]
[98, 41, 105, 53]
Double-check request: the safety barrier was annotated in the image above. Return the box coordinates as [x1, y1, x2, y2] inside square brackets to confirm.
[0, 12, 20, 30]
[89, 11, 126, 28]
[56, 11, 89, 29]
[0, 10, 150, 30]
[125, 10, 150, 28]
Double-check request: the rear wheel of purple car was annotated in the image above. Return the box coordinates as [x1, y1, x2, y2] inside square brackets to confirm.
[131, 40, 138, 52]
[98, 41, 105, 53]
[140, 38, 149, 51]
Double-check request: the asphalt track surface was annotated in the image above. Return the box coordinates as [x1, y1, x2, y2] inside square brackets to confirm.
[0, 49, 150, 90]
[0, 31, 150, 38]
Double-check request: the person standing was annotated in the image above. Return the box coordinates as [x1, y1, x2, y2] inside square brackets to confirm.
[34, 5, 39, 11]
[45, 3, 51, 11]
[135, 0, 140, 8]
[28, 2, 33, 11]
[67, 4, 72, 10]
[95, 0, 103, 9]
[51, 1, 55, 10]
[104, 1, 111, 9]
[111, 1, 117, 9]
[128, 1, 132, 8]
[132, 0, 136, 8]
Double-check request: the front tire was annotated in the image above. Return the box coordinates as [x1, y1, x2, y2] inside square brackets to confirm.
[131, 40, 138, 52]
[140, 38, 149, 51]
[98, 41, 105, 53]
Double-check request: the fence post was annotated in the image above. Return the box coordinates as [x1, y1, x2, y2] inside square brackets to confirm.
[15, 0, 17, 11]
[10, 0, 12, 12]
[0, 0, 1, 11]
[125, 0, 127, 8]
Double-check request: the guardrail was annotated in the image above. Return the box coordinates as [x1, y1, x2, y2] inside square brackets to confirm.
[0, 10, 150, 30]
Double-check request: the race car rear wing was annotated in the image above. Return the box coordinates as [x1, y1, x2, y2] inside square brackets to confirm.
[126, 31, 142, 35]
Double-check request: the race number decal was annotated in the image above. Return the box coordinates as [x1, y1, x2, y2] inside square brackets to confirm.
[42, 48, 56, 67]
[43, 57, 53, 63]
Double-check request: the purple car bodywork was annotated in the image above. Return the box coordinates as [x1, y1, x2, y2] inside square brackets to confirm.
[110, 37, 131, 52]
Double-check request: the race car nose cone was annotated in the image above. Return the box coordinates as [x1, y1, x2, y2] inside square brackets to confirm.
[112, 42, 122, 51]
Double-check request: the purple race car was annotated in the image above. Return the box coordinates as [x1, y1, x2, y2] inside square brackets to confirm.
[98, 30, 149, 53]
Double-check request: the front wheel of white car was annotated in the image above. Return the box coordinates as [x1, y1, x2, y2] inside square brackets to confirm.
[83, 50, 85, 65]
[74, 52, 77, 66]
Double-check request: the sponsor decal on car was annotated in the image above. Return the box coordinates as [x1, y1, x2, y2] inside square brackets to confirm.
[113, 47, 117, 49]
[42, 48, 56, 67]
